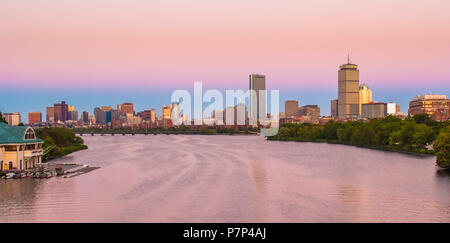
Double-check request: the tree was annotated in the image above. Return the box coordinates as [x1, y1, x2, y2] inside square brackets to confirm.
[434, 128, 450, 169]
[0, 112, 6, 124]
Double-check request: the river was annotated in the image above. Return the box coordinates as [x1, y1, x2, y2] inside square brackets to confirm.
[1, 135, 449, 222]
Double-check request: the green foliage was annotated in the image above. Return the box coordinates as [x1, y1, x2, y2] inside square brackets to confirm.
[434, 127, 450, 169]
[0, 112, 6, 124]
[271, 114, 444, 156]
[35, 127, 87, 161]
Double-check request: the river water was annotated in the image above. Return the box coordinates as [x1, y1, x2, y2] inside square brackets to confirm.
[1, 135, 449, 222]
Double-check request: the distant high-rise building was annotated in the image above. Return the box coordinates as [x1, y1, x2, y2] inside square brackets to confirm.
[105, 110, 112, 124]
[213, 110, 224, 125]
[408, 94, 450, 121]
[28, 111, 42, 124]
[361, 102, 387, 119]
[68, 110, 78, 121]
[122, 103, 134, 116]
[249, 74, 266, 122]
[54, 101, 68, 122]
[94, 107, 105, 124]
[150, 109, 156, 123]
[330, 99, 338, 118]
[162, 105, 171, 119]
[359, 83, 373, 115]
[285, 100, 299, 117]
[110, 109, 120, 121]
[46, 107, 55, 123]
[4, 112, 21, 126]
[171, 102, 179, 122]
[67, 105, 75, 112]
[82, 111, 89, 123]
[338, 59, 360, 119]
[141, 110, 152, 121]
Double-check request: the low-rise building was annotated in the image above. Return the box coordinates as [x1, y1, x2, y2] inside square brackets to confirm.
[408, 94, 449, 121]
[0, 123, 44, 171]
[361, 102, 387, 119]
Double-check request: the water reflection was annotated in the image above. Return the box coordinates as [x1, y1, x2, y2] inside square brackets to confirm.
[0, 135, 449, 222]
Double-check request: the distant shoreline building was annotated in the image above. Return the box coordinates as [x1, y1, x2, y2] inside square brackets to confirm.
[28, 112, 42, 124]
[3, 112, 21, 126]
[408, 94, 449, 121]
[0, 123, 44, 171]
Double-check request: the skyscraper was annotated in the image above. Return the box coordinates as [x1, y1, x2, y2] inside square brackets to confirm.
[338, 59, 360, 119]
[359, 83, 373, 115]
[162, 105, 171, 119]
[54, 101, 68, 122]
[28, 111, 42, 124]
[46, 107, 55, 123]
[94, 107, 105, 124]
[285, 100, 299, 117]
[82, 111, 89, 123]
[249, 74, 266, 123]
[122, 103, 134, 116]
[150, 109, 156, 124]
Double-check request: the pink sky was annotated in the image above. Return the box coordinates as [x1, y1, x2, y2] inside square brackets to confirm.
[1, 0, 449, 89]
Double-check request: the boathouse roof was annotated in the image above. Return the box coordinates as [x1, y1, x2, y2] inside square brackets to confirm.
[0, 123, 44, 144]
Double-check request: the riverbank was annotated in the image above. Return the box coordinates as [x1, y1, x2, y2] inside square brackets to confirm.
[267, 136, 435, 157]
[269, 115, 449, 169]
[35, 127, 88, 162]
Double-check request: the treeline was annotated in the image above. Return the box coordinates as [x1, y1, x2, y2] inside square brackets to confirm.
[268, 114, 450, 169]
[73, 126, 259, 135]
[36, 127, 88, 162]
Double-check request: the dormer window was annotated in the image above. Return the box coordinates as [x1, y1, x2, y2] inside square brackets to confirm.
[24, 128, 36, 140]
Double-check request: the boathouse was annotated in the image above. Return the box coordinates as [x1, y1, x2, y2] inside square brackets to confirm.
[0, 123, 44, 171]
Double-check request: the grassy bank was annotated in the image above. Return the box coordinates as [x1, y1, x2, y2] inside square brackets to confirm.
[36, 127, 88, 162]
[268, 114, 449, 169]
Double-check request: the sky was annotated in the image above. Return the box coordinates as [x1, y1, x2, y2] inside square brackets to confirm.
[0, 0, 449, 120]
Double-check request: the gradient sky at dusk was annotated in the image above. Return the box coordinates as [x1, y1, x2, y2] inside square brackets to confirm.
[1, 0, 449, 120]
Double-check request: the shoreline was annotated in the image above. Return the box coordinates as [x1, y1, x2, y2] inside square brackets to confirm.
[266, 137, 435, 157]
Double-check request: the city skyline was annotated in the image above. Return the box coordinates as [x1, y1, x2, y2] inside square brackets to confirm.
[1, 0, 449, 120]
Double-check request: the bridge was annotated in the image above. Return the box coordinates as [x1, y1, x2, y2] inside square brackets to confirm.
[77, 131, 196, 136]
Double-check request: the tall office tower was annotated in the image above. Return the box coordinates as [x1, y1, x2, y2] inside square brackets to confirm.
[4, 112, 21, 126]
[249, 74, 266, 122]
[359, 83, 372, 115]
[213, 110, 224, 125]
[150, 109, 156, 123]
[28, 112, 42, 124]
[338, 59, 360, 119]
[285, 100, 299, 117]
[117, 104, 123, 115]
[171, 102, 179, 121]
[162, 105, 172, 119]
[67, 105, 75, 112]
[46, 107, 55, 123]
[110, 110, 120, 121]
[122, 103, 134, 116]
[330, 99, 338, 118]
[54, 101, 68, 122]
[94, 107, 105, 124]
[141, 110, 152, 121]
[82, 111, 89, 123]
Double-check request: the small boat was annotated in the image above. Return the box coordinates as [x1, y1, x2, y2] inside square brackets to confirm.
[20, 173, 28, 179]
[6, 173, 16, 179]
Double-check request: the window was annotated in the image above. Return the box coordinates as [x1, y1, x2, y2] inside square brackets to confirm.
[24, 128, 36, 140]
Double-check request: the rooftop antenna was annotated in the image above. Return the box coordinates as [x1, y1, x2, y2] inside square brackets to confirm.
[347, 53, 351, 64]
